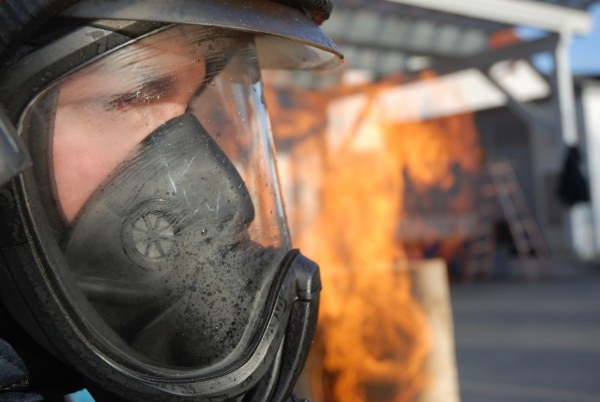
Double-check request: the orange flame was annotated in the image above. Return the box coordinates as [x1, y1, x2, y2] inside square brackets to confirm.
[265, 71, 481, 401]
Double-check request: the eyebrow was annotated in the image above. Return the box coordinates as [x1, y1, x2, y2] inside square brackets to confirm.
[106, 75, 177, 111]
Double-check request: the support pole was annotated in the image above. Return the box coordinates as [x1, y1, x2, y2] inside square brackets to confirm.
[555, 33, 578, 146]
[554, 32, 595, 259]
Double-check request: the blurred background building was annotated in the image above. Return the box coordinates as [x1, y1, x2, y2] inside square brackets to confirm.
[260, 1, 600, 401]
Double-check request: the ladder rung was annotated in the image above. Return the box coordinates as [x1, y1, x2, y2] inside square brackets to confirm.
[480, 160, 552, 281]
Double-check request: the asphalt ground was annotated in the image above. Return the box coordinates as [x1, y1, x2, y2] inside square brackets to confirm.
[451, 259, 600, 402]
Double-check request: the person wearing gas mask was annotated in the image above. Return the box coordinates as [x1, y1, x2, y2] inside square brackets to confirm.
[0, 1, 342, 401]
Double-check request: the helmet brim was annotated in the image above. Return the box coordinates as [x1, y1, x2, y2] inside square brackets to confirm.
[62, 0, 343, 70]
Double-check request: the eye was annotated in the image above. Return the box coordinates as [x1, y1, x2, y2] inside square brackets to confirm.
[107, 76, 178, 111]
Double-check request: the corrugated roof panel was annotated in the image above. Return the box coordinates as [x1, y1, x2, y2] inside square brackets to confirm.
[345, 11, 382, 42]
[378, 17, 413, 46]
[345, 47, 380, 71]
[322, 0, 594, 75]
[409, 20, 437, 51]
[322, 8, 352, 37]
[457, 29, 489, 56]
[433, 24, 463, 55]
[380, 52, 408, 73]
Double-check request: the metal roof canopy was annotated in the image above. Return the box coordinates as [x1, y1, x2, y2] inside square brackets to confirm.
[324, 0, 596, 75]
[380, 0, 592, 145]
[384, 0, 593, 35]
[311, 0, 597, 145]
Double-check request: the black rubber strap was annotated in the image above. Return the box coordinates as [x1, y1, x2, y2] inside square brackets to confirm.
[0, 302, 83, 400]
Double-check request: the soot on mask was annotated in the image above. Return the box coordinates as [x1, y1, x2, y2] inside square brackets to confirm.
[64, 114, 280, 368]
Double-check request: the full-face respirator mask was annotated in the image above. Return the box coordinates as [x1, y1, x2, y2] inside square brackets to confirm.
[0, 1, 342, 401]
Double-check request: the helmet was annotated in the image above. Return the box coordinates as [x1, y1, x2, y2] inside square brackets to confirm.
[0, 1, 341, 401]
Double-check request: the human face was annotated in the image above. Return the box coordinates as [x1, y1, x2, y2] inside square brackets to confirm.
[28, 22, 296, 370]
[53, 26, 207, 221]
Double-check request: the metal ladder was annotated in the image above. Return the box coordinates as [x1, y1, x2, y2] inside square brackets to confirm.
[466, 161, 553, 282]
[464, 172, 499, 281]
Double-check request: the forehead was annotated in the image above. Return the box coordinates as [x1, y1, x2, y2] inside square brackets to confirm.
[80, 26, 210, 77]
[57, 25, 223, 103]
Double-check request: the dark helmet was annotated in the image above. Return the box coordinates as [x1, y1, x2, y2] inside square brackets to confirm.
[0, 1, 341, 401]
[0, 0, 342, 185]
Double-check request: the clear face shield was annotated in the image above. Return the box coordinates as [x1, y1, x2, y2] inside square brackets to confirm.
[19, 25, 301, 377]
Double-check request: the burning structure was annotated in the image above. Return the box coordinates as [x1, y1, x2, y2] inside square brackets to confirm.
[261, 0, 597, 400]
[265, 72, 475, 401]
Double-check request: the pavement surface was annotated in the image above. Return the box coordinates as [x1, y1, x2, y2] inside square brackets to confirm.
[67, 258, 600, 402]
[450, 259, 600, 402]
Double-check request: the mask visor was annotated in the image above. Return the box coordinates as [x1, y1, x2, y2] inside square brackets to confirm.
[20, 25, 294, 378]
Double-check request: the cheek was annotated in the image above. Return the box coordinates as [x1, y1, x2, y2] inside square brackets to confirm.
[53, 102, 186, 222]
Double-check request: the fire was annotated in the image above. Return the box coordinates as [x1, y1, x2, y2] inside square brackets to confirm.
[489, 28, 522, 50]
[265, 71, 480, 401]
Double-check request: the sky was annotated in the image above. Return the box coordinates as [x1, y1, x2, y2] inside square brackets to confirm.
[517, 1, 600, 76]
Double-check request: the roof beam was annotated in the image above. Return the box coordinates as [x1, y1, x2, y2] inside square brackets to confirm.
[433, 34, 560, 74]
[333, 38, 439, 59]
[383, 0, 593, 35]
[481, 68, 561, 142]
